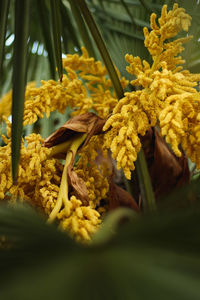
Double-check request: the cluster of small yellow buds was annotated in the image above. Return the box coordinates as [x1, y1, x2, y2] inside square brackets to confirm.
[58, 195, 101, 241]
[75, 135, 110, 207]
[104, 91, 150, 179]
[104, 3, 200, 179]
[0, 3, 200, 241]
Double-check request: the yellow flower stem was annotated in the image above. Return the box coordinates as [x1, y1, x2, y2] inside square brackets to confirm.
[150, 55, 159, 76]
[48, 133, 87, 223]
[48, 139, 73, 158]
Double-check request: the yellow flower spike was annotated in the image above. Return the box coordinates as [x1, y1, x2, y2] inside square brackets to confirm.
[48, 133, 87, 223]
[58, 195, 101, 242]
[104, 3, 200, 179]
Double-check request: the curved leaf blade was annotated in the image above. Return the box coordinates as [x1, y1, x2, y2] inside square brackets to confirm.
[75, 0, 124, 100]
[12, 0, 30, 181]
[37, 0, 56, 79]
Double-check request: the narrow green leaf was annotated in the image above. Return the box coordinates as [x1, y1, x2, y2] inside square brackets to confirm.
[0, 0, 10, 74]
[12, 0, 30, 182]
[120, 0, 138, 26]
[50, 0, 63, 80]
[68, 0, 97, 59]
[104, 23, 144, 40]
[75, 0, 124, 99]
[138, 0, 153, 14]
[91, 3, 150, 27]
[37, 0, 56, 79]
[60, 1, 81, 54]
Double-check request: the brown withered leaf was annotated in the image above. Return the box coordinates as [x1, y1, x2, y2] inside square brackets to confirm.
[141, 128, 190, 199]
[44, 112, 106, 148]
[67, 151, 89, 205]
[108, 179, 140, 212]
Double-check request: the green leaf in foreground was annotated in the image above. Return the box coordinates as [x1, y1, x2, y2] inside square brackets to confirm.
[1, 198, 200, 299]
[11, 0, 30, 181]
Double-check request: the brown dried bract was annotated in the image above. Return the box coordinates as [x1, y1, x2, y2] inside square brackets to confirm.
[141, 128, 190, 199]
[108, 179, 140, 212]
[67, 151, 89, 205]
[44, 112, 106, 148]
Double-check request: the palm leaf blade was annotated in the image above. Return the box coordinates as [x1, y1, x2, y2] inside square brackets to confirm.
[11, 0, 30, 181]
[50, 0, 63, 80]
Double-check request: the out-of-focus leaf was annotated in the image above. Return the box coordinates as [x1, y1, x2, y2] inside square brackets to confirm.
[0, 0, 10, 74]
[12, 0, 30, 181]
[50, 0, 63, 80]
[92, 207, 137, 245]
[1, 201, 200, 299]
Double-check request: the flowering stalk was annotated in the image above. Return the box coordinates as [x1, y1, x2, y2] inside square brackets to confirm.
[48, 140, 73, 158]
[76, 0, 156, 211]
[48, 133, 86, 223]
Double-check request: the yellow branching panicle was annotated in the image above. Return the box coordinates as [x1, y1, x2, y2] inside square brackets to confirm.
[0, 48, 116, 241]
[0, 3, 199, 240]
[104, 3, 200, 178]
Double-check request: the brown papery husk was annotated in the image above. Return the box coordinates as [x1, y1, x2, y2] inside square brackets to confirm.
[108, 177, 140, 212]
[44, 112, 106, 148]
[67, 151, 89, 205]
[141, 128, 190, 200]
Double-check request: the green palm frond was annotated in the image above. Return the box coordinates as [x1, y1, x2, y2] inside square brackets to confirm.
[1, 178, 200, 299]
[89, 0, 200, 77]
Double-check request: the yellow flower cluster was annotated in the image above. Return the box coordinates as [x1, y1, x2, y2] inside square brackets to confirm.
[58, 195, 101, 241]
[0, 120, 104, 240]
[0, 82, 36, 122]
[104, 91, 149, 179]
[0, 120, 62, 210]
[75, 135, 110, 209]
[0, 47, 121, 241]
[0, 90, 12, 120]
[1, 3, 199, 241]
[0, 48, 127, 123]
[104, 3, 200, 179]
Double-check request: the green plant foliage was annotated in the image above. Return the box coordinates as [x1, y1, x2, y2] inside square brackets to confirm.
[1, 184, 200, 300]
[50, 0, 63, 80]
[11, 0, 30, 181]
